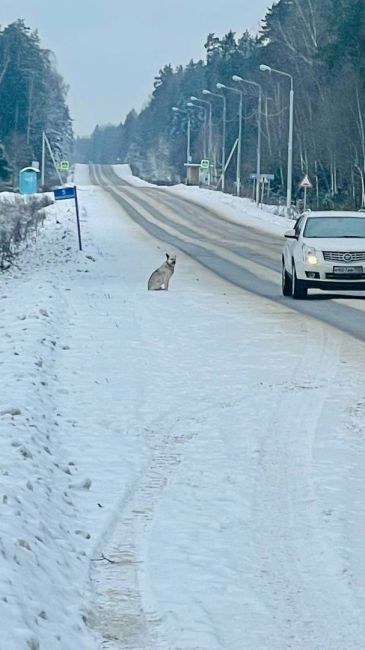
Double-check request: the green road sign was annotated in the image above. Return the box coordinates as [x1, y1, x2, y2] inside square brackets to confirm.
[59, 160, 70, 171]
[200, 159, 210, 169]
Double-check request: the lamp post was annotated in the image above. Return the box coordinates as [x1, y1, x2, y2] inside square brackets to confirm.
[216, 82, 243, 196]
[232, 75, 262, 205]
[172, 106, 191, 165]
[190, 96, 212, 163]
[259, 64, 294, 214]
[187, 101, 208, 158]
[202, 89, 227, 192]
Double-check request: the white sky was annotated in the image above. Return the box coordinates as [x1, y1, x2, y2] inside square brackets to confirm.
[1, 0, 272, 136]
[2, 166, 365, 648]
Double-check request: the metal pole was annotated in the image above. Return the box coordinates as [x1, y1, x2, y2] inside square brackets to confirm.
[287, 84, 294, 212]
[208, 102, 212, 166]
[202, 108, 207, 159]
[172, 106, 191, 173]
[74, 186, 82, 251]
[216, 84, 243, 195]
[203, 108, 208, 159]
[187, 115, 191, 164]
[203, 99, 213, 162]
[259, 65, 294, 216]
[237, 91, 242, 196]
[232, 77, 262, 204]
[224, 138, 238, 173]
[41, 131, 45, 187]
[256, 88, 262, 205]
[203, 90, 226, 192]
[44, 132, 63, 185]
[222, 96, 226, 192]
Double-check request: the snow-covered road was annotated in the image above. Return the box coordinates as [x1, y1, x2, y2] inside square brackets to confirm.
[1, 168, 365, 649]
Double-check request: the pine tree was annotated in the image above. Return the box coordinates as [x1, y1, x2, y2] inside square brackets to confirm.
[0, 20, 73, 178]
[0, 142, 11, 182]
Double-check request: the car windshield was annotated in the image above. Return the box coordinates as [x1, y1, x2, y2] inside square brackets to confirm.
[303, 216, 365, 238]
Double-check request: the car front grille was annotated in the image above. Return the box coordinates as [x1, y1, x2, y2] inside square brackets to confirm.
[323, 251, 365, 262]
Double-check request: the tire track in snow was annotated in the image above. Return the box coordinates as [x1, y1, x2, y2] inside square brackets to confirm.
[90, 406, 212, 649]
[249, 323, 363, 649]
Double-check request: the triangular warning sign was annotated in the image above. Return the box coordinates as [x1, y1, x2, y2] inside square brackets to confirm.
[299, 174, 313, 188]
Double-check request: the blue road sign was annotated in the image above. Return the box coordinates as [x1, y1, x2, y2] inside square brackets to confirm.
[53, 186, 76, 201]
[53, 185, 83, 251]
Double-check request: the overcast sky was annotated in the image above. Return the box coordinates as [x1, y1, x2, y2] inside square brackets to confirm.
[1, 0, 272, 137]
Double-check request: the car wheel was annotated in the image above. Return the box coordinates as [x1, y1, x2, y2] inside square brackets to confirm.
[291, 263, 308, 299]
[282, 259, 292, 296]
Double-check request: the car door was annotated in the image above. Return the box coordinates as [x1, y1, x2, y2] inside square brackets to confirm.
[284, 215, 305, 274]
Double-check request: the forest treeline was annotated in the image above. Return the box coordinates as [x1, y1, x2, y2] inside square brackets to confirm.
[0, 20, 73, 188]
[75, 0, 365, 209]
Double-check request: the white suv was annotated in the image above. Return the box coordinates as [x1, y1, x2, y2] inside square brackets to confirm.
[282, 210, 365, 298]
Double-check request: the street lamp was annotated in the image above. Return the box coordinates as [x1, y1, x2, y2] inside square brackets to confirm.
[172, 106, 191, 165]
[187, 101, 208, 158]
[216, 82, 243, 196]
[259, 64, 294, 214]
[232, 75, 262, 206]
[190, 96, 212, 163]
[203, 89, 227, 192]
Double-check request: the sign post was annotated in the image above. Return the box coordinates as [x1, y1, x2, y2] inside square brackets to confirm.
[199, 159, 211, 186]
[299, 174, 313, 211]
[53, 185, 82, 251]
[250, 173, 274, 206]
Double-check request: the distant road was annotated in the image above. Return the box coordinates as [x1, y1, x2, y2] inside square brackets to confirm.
[89, 164, 365, 342]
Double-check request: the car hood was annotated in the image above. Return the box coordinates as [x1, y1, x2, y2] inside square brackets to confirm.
[303, 237, 365, 250]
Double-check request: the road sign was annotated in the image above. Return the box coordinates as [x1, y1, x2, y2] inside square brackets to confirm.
[261, 174, 275, 183]
[250, 173, 275, 181]
[200, 159, 210, 169]
[299, 174, 313, 188]
[59, 160, 70, 171]
[53, 185, 82, 250]
[53, 186, 75, 200]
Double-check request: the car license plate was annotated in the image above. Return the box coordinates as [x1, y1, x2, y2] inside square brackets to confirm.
[333, 265, 363, 274]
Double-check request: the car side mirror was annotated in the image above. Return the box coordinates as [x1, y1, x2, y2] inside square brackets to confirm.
[284, 229, 297, 239]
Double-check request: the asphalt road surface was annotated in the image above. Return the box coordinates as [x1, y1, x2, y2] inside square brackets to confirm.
[89, 164, 365, 342]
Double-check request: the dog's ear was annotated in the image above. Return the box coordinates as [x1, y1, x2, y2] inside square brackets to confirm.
[166, 253, 169, 260]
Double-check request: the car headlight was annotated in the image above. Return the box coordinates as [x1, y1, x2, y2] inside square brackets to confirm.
[302, 245, 319, 265]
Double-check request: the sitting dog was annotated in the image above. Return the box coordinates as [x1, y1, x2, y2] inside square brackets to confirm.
[148, 253, 176, 290]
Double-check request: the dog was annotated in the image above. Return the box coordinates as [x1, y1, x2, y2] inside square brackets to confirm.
[148, 253, 176, 290]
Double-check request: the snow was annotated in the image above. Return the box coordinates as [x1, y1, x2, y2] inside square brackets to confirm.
[1, 165, 365, 649]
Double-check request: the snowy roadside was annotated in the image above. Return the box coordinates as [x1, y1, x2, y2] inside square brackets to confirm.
[1, 170, 365, 650]
[0, 198, 102, 649]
